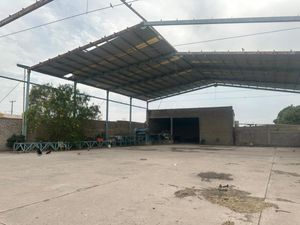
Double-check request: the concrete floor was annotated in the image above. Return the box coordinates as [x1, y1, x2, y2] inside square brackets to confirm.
[0, 145, 299, 225]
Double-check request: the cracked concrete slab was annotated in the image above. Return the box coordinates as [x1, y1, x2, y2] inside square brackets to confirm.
[0, 145, 299, 225]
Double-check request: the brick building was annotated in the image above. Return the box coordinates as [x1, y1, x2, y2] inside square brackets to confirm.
[148, 106, 235, 145]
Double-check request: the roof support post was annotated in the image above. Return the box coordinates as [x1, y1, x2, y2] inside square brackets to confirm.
[146, 101, 149, 126]
[129, 97, 132, 135]
[105, 90, 110, 141]
[170, 117, 173, 142]
[21, 69, 26, 136]
[73, 81, 77, 118]
[145, 101, 149, 143]
[24, 69, 31, 141]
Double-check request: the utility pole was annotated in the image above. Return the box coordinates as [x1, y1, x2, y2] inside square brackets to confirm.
[10, 100, 16, 115]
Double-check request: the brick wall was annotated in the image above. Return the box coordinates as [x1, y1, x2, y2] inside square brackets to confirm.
[28, 120, 145, 141]
[148, 107, 234, 145]
[83, 120, 145, 137]
[0, 118, 144, 151]
[0, 118, 22, 150]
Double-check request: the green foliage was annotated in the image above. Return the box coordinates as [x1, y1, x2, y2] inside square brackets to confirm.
[274, 105, 300, 125]
[26, 84, 101, 142]
[6, 134, 25, 148]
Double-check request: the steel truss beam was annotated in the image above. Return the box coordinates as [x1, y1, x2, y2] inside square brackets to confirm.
[143, 16, 300, 27]
[148, 80, 300, 102]
[0, 0, 53, 28]
[217, 83, 300, 94]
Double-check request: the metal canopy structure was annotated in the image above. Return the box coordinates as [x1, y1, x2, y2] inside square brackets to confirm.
[31, 23, 176, 101]
[30, 23, 300, 102]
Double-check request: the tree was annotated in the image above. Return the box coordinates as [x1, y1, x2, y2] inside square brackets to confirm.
[27, 84, 101, 141]
[274, 105, 300, 125]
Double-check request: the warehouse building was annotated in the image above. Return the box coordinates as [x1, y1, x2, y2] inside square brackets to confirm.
[148, 106, 234, 145]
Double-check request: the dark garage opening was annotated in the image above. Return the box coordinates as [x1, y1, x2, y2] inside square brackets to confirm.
[149, 118, 170, 133]
[173, 118, 200, 143]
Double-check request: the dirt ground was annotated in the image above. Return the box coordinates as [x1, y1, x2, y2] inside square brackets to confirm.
[0, 145, 299, 225]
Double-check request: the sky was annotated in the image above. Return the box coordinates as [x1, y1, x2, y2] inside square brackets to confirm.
[0, 0, 300, 123]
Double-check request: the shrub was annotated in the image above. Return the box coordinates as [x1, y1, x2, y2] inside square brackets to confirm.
[6, 134, 25, 148]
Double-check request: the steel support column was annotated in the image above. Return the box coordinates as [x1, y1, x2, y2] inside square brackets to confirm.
[73, 81, 77, 118]
[105, 90, 109, 140]
[129, 97, 132, 135]
[146, 101, 149, 125]
[145, 101, 149, 143]
[21, 69, 26, 136]
[170, 117, 173, 141]
[24, 69, 31, 141]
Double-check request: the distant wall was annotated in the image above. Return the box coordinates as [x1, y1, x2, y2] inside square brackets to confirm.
[0, 118, 144, 150]
[82, 120, 145, 138]
[28, 120, 145, 141]
[0, 118, 22, 150]
[235, 125, 300, 147]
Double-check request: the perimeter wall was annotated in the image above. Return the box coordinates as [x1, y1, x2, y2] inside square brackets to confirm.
[0, 118, 144, 151]
[0, 118, 22, 150]
[235, 125, 300, 147]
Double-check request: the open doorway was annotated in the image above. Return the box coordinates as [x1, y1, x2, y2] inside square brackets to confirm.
[173, 118, 200, 143]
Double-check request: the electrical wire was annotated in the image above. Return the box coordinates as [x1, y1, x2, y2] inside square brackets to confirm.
[0, 0, 139, 39]
[0, 82, 21, 104]
[174, 26, 300, 47]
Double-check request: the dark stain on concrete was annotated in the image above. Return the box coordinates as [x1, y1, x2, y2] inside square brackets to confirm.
[272, 170, 300, 177]
[276, 198, 295, 203]
[198, 172, 234, 182]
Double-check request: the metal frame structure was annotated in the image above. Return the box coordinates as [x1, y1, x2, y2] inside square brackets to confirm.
[0, 0, 53, 28]
[0, 73, 147, 141]
[13, 136, 147, 153]
[12, 1, 300, 142]
[143, 16, 300, 27]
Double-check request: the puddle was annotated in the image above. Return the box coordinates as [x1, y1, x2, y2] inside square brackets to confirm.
[272, 170, 300, 177]
[198, 172, 233, 182]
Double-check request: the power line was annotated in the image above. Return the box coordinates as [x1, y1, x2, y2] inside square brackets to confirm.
[0, 82, 21, 104]
[0, 0, 139, 39]
[174, 26, 300, 47]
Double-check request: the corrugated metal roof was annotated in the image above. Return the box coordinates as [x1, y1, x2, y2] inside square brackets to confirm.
[30, 23, 300, 101]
